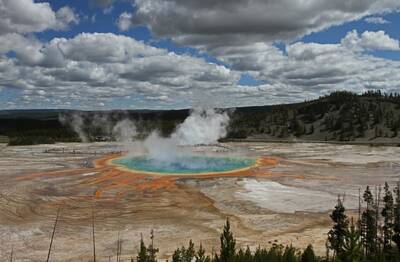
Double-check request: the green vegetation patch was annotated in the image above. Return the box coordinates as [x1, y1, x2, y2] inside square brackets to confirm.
[0, 135, 9, 143]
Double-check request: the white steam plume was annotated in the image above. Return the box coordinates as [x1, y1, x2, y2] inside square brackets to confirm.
[143, 131, 180, 161]
[59, 112, 88, 142]
[60, 108, 231, 163]
[142, 107, 230, 161]
[172, 108, 229, 145]
[112, 119, 137, 150]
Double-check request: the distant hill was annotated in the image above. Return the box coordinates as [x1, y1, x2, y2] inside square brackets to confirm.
[1, 91, 400, 145]
[229, 90, 400, 143]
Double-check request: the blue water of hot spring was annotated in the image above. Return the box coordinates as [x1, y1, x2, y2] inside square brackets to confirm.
[112, 155, 256, 174]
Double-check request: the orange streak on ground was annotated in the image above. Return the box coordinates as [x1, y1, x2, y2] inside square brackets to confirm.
[16, 154, 282, 198]
[93, 153, 122, 168]
[257, 156, 280, 166]
[16, 168, 103, 181]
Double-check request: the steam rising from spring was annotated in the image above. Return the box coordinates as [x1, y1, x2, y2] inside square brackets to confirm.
[60, 108, 230, 162]
[59, 113, 89, 143]
[112, 119, 137, 151]
[142, 108, 230, 161]
[172, 108, 229, 146]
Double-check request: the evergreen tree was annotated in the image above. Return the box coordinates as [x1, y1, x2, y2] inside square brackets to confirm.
[137, 234, 150, 262]
[266, 244, 284, 262]
[185, 240, 196, 262]
[393, 182, 400, 251]
[172, 241, 195, 262]
[339, 219, 362, 262]
[172, 248, 182, 262]
[328, 196, 349, 257]
[282, 245, 297, 262]
[301, 245, 317, 262]
[361, 186, 378, 257]
[237, 246, 252, 262]
[147, 230, 158, 262]
[219, 218, 236, 262]
[175, 240, 195, 262]
[310, 124, 314, 135]
[195, 244, 210, 262]
[382, 182, 394, 251]
[244, 246, 252, 262]
[236, 248, 245, 262]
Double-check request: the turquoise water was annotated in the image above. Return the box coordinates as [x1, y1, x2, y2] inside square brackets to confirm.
[112, 155, 255, 174]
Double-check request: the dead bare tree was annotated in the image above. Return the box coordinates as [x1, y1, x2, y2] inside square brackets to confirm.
[9, 246, 13, 262]
[358, 188, 361, 222]
[92, 204, 96, 262]
[116, 231, 120, 262]
[118, 232, 123, 262]
[118, 233, 123, 262]
[46, 205, 62, 262]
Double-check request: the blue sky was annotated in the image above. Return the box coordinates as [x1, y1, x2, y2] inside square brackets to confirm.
[1, 0, 400, 109]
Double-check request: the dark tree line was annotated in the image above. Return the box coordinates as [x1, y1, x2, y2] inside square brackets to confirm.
[327, 183, 400, 261]
[135, 219, 320, 262]
[3, 91, 400, 145]
[228, 91, 400, 141]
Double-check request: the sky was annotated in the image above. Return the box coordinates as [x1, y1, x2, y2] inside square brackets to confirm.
[0, 0, 400, 110]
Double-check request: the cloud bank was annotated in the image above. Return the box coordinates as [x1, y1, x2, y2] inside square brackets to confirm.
[2, 30, 400, 109]
[120, 0, 400, 50]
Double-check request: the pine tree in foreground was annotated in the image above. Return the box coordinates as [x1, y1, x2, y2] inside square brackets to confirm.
[195, 243, 211, 262]
[338, 219, 362, 262]
[393, 182, 400, 252]
[328, 196, 349, 258]
[361, 186, 378, 258]
[382, 182, 394, 252]
[219, 218, 236, 262]
[282, 245, 299, 262]
[137, 234, 150, 262]
[148, 230, 159, 262]
[172, 240, 195, 262]
[122, 182, 400, 262]
[301, 245, 317, 262]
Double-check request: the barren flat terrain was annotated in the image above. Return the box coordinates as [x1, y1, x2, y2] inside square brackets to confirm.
[1, 142, 399, 261]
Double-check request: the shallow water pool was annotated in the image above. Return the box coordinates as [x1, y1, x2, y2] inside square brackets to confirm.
[112, 155, 255, 174]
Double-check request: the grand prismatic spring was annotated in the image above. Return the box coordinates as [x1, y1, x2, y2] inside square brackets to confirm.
[111, 155, 256, 175]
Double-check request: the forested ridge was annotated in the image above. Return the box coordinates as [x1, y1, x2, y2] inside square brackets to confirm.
[1, 91, 400, 145]
[228, 91, 400, 142]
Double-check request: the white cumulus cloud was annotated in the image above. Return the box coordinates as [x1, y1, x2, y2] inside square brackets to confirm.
[0, 0, 78, 35]
[0, 33, 242, 109]
[342, 30, 400, 51]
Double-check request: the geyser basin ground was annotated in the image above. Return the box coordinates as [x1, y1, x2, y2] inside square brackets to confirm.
[111, 155, 256, 174]
[3, 142, 400, 261]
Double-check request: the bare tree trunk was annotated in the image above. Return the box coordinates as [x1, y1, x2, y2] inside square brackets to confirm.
[9, 246, 13, 262]
[119, 233, 123, 262]
[92, 204, 96, 262]
[116, 231, 120, 262]
[376, 186, 381, 253]
[46, 205, 62, 262]
[358, 188, 361, 222]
